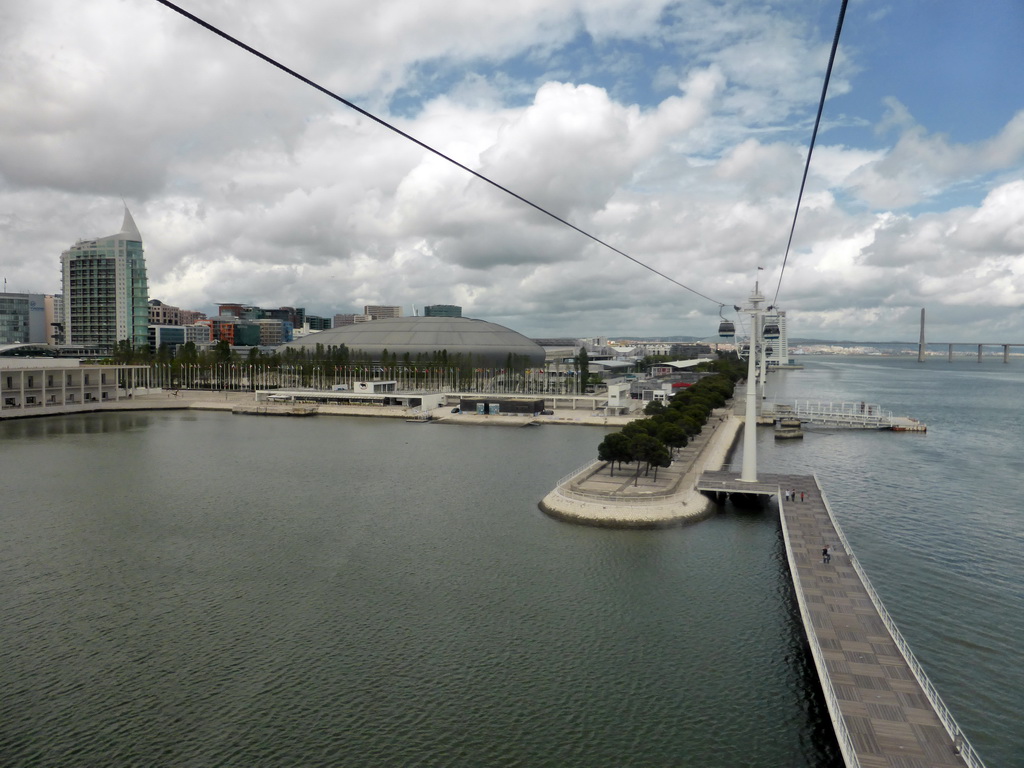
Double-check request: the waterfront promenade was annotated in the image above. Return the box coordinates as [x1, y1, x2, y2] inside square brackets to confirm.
[0, 389, 638, 426]
[539, 410, 742, 527]
[781, 476, 980, 767]
[697, 470, 981, 768]
[0, 389, 245, 420]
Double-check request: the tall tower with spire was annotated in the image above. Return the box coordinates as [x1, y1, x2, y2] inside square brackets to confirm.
[60, 206, 150, 352]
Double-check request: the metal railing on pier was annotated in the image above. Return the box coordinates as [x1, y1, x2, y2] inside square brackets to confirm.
[556, 485, 682, 504]
[555, 459, 601, 489]
[814, 475, 987, 768]
[553, 459, 684, 504]
[777, 496, 863, 768]
[764, 400, 896, 428]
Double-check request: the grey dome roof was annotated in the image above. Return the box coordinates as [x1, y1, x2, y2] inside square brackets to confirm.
[284, 316, 545, 366]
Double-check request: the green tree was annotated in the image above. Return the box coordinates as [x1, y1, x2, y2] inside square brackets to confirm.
[598, 432, 632, 477]
[622, 418, 660, 439]
[215, 340, 231, 363]
[681, 401, 711, 422]
[679, 414, 704, 437]
[113, 339, 134, 364]
[628, 433, 668, 485]
[644, 400, 666, 416]
[658, 422, 688, 455]
[576, 347, 590, 391]
[647, 441, 672, 481]
[178, 341, 199, 365]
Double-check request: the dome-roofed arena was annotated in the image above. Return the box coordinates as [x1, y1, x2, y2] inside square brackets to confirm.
[282, 316, 546, 367]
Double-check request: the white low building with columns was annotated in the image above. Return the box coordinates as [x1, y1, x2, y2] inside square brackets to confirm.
[0, 344, 148, 417]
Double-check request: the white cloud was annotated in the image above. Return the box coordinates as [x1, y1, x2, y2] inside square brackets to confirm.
[847, 100, 1024, 209]
[1, 0, 1022, 342]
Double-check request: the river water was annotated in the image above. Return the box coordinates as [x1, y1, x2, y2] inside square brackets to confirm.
[756, 355, 1023, 767]
[1, 355, 1019, 766]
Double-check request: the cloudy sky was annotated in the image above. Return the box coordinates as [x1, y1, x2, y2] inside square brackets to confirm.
[2, 0, 1023, 342]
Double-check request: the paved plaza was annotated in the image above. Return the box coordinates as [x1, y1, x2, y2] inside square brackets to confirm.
[539, 409, 742, 527]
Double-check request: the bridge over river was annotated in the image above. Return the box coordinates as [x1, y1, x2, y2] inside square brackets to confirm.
[697, 471, 985, 768]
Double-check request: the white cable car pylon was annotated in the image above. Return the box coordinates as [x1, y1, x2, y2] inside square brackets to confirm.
[739, 278, 766, 483]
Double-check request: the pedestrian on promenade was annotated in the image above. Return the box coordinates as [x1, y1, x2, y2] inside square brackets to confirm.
[822, 545, 829, 564]
[826, 546, 832, 564]
[800, 491, 805, 502]
[784, 490, 790, 502]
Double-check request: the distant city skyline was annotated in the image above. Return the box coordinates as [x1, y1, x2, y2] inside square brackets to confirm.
[2, 1, 1023, 343]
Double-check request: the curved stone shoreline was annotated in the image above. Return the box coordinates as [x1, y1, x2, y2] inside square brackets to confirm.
[539, 413, 743, 529]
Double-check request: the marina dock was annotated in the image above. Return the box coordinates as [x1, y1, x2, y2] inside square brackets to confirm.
[760, 400, 927, 431]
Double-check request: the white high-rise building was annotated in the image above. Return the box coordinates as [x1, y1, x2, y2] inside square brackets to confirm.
[60, 207, 149, 351]
[363, 305, 402, 320]
[763, 309, 789, 367]
[333, 313, 372, 326]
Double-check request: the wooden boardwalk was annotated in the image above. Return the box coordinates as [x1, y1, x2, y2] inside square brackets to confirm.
[697, 471, 985, 768]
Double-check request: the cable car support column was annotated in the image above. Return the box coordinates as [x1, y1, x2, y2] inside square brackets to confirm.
[740, 282, 764, 483]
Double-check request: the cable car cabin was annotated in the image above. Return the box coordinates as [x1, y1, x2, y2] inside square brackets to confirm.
[762, 322, 780, 340]
[718, 320, 735, 338]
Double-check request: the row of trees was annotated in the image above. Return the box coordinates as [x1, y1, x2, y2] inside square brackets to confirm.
[110, 340, 529, 372]
[113, 340, 433, 368]
[109, 340, 593, 393]
[597, 357, 743, 485]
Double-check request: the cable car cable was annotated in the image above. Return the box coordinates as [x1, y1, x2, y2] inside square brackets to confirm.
[772, 0, 849, 308]
[152, 0, 725, 306]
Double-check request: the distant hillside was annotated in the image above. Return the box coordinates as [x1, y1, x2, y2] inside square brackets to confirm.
[607, 336, 705, 343]
[607, 335, 922, 348]
[790, 337, 916, 347]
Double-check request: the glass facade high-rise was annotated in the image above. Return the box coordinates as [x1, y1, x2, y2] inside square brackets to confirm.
[423, 304, 462, 317]
[0, 293, 47, 344]
[61, 207, 149, 351]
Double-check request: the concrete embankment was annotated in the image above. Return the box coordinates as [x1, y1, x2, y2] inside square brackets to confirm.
[539, 411, 743, 529]
[0, 390, 641, 426]
[227, 400, 637, 425]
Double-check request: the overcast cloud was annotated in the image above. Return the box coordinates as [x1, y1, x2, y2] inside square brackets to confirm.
[2, 0, 1023, 342]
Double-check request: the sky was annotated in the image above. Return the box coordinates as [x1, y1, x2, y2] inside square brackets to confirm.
[2, 0, 1023, 343]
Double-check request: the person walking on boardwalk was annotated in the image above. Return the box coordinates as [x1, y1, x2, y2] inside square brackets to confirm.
[822, 545, 829, 564]
[784, 489, 790, 502]
[800, 491, 805, 502]
[825, 546, 832, 564]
